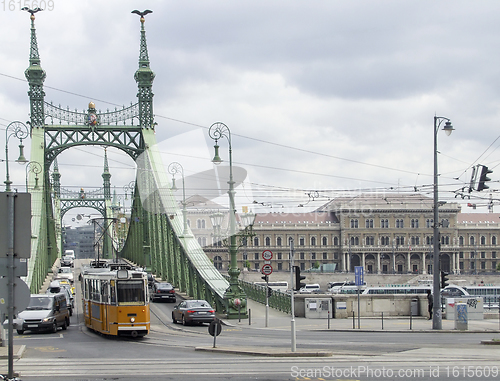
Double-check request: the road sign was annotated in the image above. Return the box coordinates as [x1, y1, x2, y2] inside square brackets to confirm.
[0, 277, 31, 315]
[208, 320, 222, 337]
[262, 250, 273, 261]
[0, 193, 31, 258]
[261, 264, 273, 276]
[355, 266, 364, 286]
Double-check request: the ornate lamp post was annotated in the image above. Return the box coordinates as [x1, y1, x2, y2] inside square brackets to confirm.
[168, 162, 191, 237]
[208, 122, 247, 319]
[25, 161, 42, 192]
[4, 121, 29, 191]
[3, 121, 28, 379]
[432, 116, 454, 330]
[210, 211, 225, 247]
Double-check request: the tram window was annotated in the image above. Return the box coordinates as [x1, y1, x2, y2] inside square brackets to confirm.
[110, 283, 116, 304]
[117, 281, 145, 304]
[102, 280, 109, 304]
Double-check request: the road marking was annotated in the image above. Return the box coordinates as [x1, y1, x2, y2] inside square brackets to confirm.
[32, 346, 66, 353]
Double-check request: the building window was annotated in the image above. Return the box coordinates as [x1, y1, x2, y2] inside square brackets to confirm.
[197, 219, 206, 229]
[277, 252, 282, 260]
[441, 236, 449, 245]
[323, 252, 327, 260]
[381, 236, 390, 246]
[493, 236, 497, 246]
[254, 262, 259, 270]
[277, 262, 282, 271]
[243, 253, 248, 261]
[459, 252, 464, 259]
[426, 219, 433, 228]
[322, 237, 327, 246]
[254, 252, 259, 260]
[460, 262, 464, 270]
[441, 219, 449, 228]
[396, 219, 404, 228]
[254, 237, 259, 246]
[350, 219, 359, 228]
[470, 236, 475, 246]
[333, 237, 339, 246]
[480, 236, 486, 245]
[481, 261, 486, 270]
[311, 252, 316, 260]
[213, 256, 222, 270]
[381, 219, 389, 228]
[311, 237, 316, 246]
[492, 261, 497, 270]
[396, 236, 405, 246]
[411, 219, 419, 228]
[277, 237, 282, 246]
[350, 236, 359, 246]
[365, 236, 374, 246]
[481, 252, 486, 259]
[459, 236, 464, 246]
[265, 237, 271, 246]
[365, 219, 374, 228]
[300, 252, 305, 260]
[411, 236, 420, 246]
[299, 237, 305, 246]
[492, 252, 496, 259]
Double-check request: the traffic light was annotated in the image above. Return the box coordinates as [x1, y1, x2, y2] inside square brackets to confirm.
[261, 275, 268, 282]
[294, 266, 306, 291]
[267, 287, 272, 298]
[477, 165, 493, 191]
[440, 271, 449, 289]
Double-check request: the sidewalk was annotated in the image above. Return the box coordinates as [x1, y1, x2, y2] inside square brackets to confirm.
[222, 299, 500, 332]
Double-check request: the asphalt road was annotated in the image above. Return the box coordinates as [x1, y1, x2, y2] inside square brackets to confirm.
[2, 262, 499, 381]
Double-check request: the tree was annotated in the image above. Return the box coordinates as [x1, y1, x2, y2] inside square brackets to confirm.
[313, 261, 321, 269]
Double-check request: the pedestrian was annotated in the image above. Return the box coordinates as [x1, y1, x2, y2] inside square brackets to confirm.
[427, 289, 433, 320]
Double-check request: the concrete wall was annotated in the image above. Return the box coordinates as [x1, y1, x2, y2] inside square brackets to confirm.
[292, 294, 428, 318]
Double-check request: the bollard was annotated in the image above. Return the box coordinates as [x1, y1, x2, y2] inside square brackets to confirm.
[352, 311, 355, 329]
[381, 312, 384, 330]
[249, 308, 251, 326]
[328, 310, 330, 329]
[410, 310, 412, 330]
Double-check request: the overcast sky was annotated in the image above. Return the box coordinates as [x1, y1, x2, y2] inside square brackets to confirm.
[2, 1, 500, 225]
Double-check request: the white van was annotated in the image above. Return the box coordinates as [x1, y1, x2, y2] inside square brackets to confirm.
[299, 284, 321, 293]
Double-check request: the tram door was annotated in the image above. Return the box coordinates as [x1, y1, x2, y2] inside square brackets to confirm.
[102, 280, 109, 332]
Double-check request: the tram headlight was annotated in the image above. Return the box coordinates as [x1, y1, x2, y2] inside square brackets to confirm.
[130, 317, 135, 323]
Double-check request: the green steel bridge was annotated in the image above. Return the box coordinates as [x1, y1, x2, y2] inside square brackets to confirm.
[20, 10, 291, 319]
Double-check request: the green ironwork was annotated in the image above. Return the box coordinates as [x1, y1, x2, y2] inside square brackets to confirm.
[228, 275, 292, 314]
[22, 10, 248, 317]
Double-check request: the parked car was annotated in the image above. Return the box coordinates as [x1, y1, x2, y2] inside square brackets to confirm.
[150, 282, 176, 303]
[46, 280, 74, 316]
[56, 267, 74, 283]
[299, 284, 321, 294]
[172, 300, 215, 326]
[15, 294, 70, 334]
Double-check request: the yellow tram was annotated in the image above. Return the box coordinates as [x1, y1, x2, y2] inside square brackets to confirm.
[81, 264, 150, 337]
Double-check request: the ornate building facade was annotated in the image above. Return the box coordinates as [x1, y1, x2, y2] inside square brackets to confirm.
[189, 193, 500, 275]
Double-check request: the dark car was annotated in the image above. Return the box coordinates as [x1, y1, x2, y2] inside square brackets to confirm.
[150, 282, 176, 302]
[172, 300, 215, 326]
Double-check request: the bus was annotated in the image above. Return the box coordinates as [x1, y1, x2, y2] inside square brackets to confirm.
[81, 263, 150, 337]
[463, 285, 500, 308]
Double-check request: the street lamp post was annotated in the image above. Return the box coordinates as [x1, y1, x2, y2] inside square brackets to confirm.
[3, 121, 28, 379]
[208, 122, 247, 319]
[168, 162, 191, 237]
[433, 116, 454, 330]
[25, 161, 42, 192]
[4, 121, 29, 192]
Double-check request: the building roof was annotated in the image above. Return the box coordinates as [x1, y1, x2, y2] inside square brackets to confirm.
[316, 193, 461, 212]
[456, 213, 500, 224]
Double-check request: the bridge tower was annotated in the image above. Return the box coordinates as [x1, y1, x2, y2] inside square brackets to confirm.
[21, 9, 241, 318]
